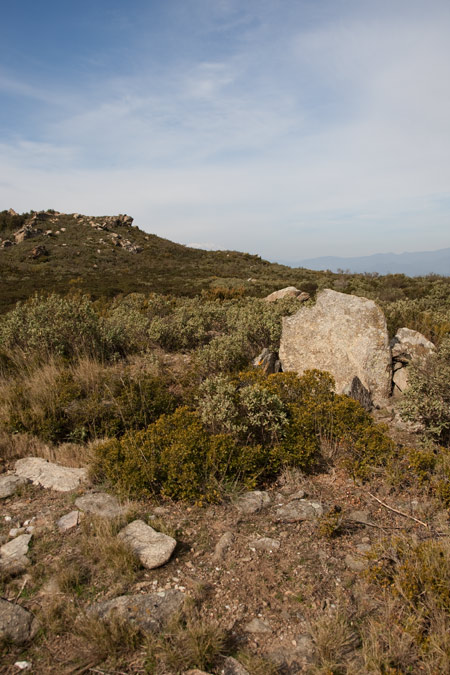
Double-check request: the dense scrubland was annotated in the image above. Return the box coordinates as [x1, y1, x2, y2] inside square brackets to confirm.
[1, 211, 450, 673]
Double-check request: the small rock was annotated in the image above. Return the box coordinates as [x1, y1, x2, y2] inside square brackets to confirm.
[153, 506, 170, 516]
[212, 532, 233, 561]
[221, 657, 250, 675]
[57, 510, 80, 532]
[244, 617, 272, 633]
[15, 457, 87, 492]
[275, 500, 323, 522]
[75, 492, 126, 518]
[118, 520, 176, 569]
[89, 590, 184, 633]
[287, 489, 306, 501]
[249, 537, 280, 552]
[0, 474, 25, 499]
[9, 528, 25, 538]
[356, 543, 371, 554]
[235, 491, 271, 515]
[0, 598, 38, 644]
[0, 534, 32, 574]
[184, 670, 212, 675]
[14, 662, 32, 670]
[344, 554, 366, 572]
[347, 510, 369, 523]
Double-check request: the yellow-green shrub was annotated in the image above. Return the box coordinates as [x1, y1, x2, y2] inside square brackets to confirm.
[93, 407, 269, 501]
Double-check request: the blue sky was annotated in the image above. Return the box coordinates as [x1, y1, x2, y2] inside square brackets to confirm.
[1, 0, 450, 262]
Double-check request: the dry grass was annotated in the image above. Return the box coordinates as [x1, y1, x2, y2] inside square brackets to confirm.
[145, 608, 226, 674]
[309, 606, 361, 674]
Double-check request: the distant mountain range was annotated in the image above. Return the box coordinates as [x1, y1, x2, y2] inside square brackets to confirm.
[289, 247, 450, 276]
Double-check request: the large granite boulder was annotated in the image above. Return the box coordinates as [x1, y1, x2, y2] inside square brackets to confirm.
[279, 289, 391, 406]
[391, 327, 435, 397]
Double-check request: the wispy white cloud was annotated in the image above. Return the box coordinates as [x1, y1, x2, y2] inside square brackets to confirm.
[1, 0, 450, 259]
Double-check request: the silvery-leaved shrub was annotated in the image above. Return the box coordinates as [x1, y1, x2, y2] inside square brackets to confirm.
[0, 293, 118, 360]
[400, 335, 450, 443]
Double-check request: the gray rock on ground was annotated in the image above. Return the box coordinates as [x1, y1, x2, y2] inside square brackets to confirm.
[279, 289, 392, 406]
[265, 287, 310, 302]
[244, 617, 272, 633]
[118, 520, 176, 569]
[57, 511, 80, 532]
[212, 531, 234, 561]
[235, 491, 271, 515]
[275, 499, 323, 522]
[15, 457, 87, 492]
[0, 534, 32, 574]
[0, 474, 25, 499]
[391, 327, 435, 397]
[0, 598, 38, 643]
[249, 537, 280, 552]
[221, 657, 251, 675]
[89, 589, 184, 633]
[75, 492, 126, 518]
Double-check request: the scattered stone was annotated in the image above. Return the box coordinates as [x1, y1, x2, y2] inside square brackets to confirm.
[89, 590, 184, 633]
[221, 657, 251, 675]
[391, 327, 435, 396]
[265, 287, 310, 302]
[0, 534, 32, 574]
[75, 492, 126, 518]
[249, 537, 280, 552]
[275, 500, 323, 522]
[235, 491, 271, 515]
[0, 474, 25, 499]
[30, 245, 48, 259]
[15, 457, 87, 492]
[118, 520, 176, 569]
[347, 510, 369, 524]
[212, 532, 234, 561]
[279, 289, 392, 406]
[0, 598, 38, 644]
[153, 506, 170, 516]
[57, 510, 80, 532]
[344, 553, 367, 572]
[244, 617, 272, 633]
[184, 670, 212, 675]
[9, 528, 25, 538]
[14, 662, 32, 670]
[252, 348, 281, 375]
[287, 489, 306, 501]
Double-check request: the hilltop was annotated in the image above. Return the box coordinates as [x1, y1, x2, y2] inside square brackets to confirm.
[0, 209, 318, 314]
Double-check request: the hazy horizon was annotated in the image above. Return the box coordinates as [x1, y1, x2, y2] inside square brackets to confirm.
[1, 1, 450, 261]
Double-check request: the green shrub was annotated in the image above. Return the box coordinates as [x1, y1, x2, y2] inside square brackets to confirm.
[92, 407, 286, 501]
[0, 293, 119, 360]
[400, 336, 450, 443]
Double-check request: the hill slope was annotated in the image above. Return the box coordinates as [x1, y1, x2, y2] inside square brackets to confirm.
[0, 209, 319, 313]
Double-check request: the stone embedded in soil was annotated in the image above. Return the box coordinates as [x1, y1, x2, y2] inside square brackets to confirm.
[249, 537, 280, 552]
[75, 492, 126, 518]
[0, 598, 38, 644]
[347, 510, 370, 523]
[57, 510, 80, 532]
[89, 589, 184, 633]
[244, 617, 272, 633]
[344, 554, 366, 572]
[0, 474, 25, 499]
[184, 671, 212, 675]
[15, 457, 87, 492]
[212, 531, 234, 561]
[274, 499, 323, 522]
[0, 534, 32, 574]
[118, 520, 176, 569]
[221, 657, 251, 675]
[235, 490, 271, 515]
[287, 489, 306, 501]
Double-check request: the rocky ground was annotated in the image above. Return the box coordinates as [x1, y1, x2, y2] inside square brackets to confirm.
[1, 437, 447, 674]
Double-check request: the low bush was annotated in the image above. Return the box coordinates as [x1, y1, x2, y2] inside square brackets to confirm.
[400, 336, 450, 444]
[92, 407, 281, 502]
[0, 293, 119, 361]
[0, 358, 176, 444]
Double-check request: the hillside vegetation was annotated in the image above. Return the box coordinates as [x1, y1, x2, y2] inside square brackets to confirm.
[1, 211, 450, 673]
